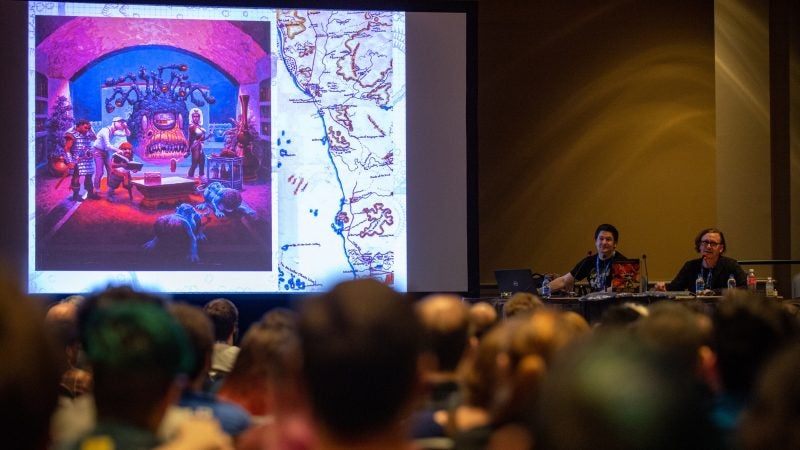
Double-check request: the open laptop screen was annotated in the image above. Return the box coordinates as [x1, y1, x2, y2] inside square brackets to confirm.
[611, 259, 641, 293]
[494, 268, 539, 296]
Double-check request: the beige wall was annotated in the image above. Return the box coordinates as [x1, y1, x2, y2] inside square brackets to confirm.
[715, 0, 772, 272]
[478, 0, 799, 293]
[479, 1, 716, 283]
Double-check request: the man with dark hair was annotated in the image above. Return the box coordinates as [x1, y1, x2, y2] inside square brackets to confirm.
[170, 303, 250, 438]
[202, 298, 240, 383]
[298, 278, 424, 449]
[656, 227, 747, 293]
[546, 223, 627, 293]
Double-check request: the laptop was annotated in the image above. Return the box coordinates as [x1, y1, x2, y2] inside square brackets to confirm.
[610, 259, 641, 293]
[494, 268, 539, 296]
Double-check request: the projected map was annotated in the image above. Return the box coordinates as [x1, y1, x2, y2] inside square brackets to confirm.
[28, 2, 407, 293]
[274, 10, 407, 291]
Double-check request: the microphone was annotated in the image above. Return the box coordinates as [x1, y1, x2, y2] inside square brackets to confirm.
[641, 254, 649, 293]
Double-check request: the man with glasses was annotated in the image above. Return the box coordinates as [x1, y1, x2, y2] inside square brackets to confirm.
[655, 227, 747, 293]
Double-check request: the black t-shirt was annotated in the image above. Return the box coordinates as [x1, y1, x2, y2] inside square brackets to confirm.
[570, 251, 628, 292]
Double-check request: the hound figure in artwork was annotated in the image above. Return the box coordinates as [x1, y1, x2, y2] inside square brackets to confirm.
[197, 181, 255, 218]
[143, 203, 205, 262]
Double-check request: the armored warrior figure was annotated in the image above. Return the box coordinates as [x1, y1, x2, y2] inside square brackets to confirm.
[64, 119, 98, 202]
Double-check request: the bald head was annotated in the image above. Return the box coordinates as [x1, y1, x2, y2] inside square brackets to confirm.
[417, 294, 469, 330]
[46, 301, 78, 325]
[416, 294, 470, 372]
[469, 302, 498, 339]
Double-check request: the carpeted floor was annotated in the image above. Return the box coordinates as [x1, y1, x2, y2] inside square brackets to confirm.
[34, 160, 272, 271]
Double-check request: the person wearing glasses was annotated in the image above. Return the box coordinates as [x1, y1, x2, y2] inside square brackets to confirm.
[655, 227, 747, 293]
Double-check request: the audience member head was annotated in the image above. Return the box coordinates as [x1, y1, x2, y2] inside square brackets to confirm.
[218, 310, 301, 416]
[468, 301, 498, 340]
[534, 332, 720, 450]
[635, 301, 713, 380]
[77, 285, 166, 348]
[415, 293, 471, 373]
[780, 299, 800, 327]
[561, 310, 591, 335]
[738, 342, 800, 450]
[73, 286, 168, 401]
[298, 278, 423, 439]
[596, 302, 648, 330]
[169, 302, 215, 386]
[503, 292, 544, 319]
[46, 295, 84, 323]
[0, 272, 60, 450]
[712, 289, 796, 400]
[463, 309, 589, 425]
[46, 297, 92, 398]
[259, 307, 298, 331]
[258, 308, 303, 396]
[203, 298, 239, 344]
[45, 298, 82, 363]
[83, 302, 191, 430]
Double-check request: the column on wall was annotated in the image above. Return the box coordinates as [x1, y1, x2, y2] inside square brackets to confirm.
[714, 0, 773, 273]
[47, 78, 72, 111]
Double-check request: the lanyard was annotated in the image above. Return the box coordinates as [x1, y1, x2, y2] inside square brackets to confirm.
[698, 266, 713, 287]
[594, 256, 612, 290]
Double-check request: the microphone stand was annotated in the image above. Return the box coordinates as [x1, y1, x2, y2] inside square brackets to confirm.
[641, 254, 649, 293]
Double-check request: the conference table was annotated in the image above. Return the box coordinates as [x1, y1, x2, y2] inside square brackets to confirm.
[545, 291, 725, 323]
[475, 291, 729, 324]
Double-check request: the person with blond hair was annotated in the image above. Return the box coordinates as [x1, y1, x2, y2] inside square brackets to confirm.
[187, 108, 211, 178]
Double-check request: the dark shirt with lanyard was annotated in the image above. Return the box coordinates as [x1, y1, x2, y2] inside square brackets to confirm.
[666, 256, 747, 292]
[570, 251, 628, 292]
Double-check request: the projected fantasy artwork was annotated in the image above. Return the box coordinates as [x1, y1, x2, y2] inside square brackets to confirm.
[29, 2, 407, 293]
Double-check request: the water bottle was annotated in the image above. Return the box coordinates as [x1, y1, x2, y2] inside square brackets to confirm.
[727, 274, 736, 290]
[541, 276, 551, 299]
[765, 277, 775, 297]
[695, 274, 705, 295]
[747, 269, 757, 292]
